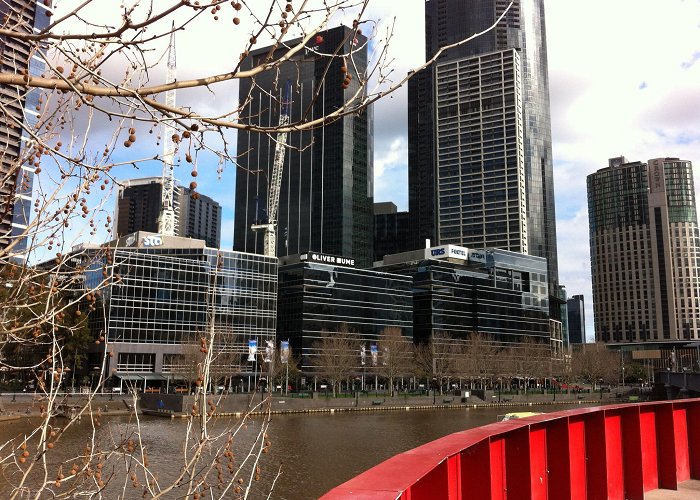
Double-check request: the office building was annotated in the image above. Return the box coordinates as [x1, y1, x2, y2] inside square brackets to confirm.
[277, 252, 413, 368]
[378, 245, 554, 352]
[52, 233, 277, 385]
[408, 0, 559, 296]
[233, 26, 373, 267]
[587, 156, 700, 343]
[0, 0, 51, 256]
[567, 294, 586, 344]
[115, 177, 222, 248]
[373, 202, 411, 263]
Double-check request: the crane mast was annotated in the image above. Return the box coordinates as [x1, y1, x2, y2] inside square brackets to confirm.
[252, 80, 292, 257]
[157, 26, 178, 236]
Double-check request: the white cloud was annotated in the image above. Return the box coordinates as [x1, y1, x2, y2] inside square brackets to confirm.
[373, 136, 407, 209]
[48, 1, 700, 341]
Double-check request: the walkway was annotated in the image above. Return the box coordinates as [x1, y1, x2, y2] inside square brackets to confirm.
[647, 480, 700, 499]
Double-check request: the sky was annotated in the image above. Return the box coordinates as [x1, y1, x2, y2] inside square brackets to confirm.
[368, 0, 700, 341]
[49, 0, 700, 341]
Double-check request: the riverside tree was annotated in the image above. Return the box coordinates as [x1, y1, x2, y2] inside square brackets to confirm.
[0, 0, 515, 497]
[374, 326, 413, 396]
[310, 326, 359, 396]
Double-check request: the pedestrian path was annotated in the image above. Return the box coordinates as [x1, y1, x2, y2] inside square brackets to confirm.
[646, 480, 700, 499]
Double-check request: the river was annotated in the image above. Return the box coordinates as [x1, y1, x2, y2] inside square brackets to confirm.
[0, 403, 598, 499]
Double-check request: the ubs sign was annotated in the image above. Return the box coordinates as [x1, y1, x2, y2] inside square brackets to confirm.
[425, 245, 468, 260]
[300, 252, 355, 267]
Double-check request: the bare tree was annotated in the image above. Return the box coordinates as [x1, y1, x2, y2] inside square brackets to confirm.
[310, 326, 359, 397]
[374, 326, 412, 396]
[429, 331, 460, 394]
[571, 343, 621, 390]
[456, 332, 499, 389]
[0, 0, 514, 496]
[412, 341, 433, 391]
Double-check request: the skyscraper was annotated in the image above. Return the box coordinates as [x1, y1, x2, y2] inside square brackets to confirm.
[567, 294, 586, 344]
[233, 26, 373, 268]
[115, 177, 222, 248]
[587, 156, 700, 343]
[408, 0, 558, 295]
[0, 0, 50, 257]
[373, 202, 410, 263]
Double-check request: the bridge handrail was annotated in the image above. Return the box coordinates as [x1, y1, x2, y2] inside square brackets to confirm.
[321, 399, 700, 499]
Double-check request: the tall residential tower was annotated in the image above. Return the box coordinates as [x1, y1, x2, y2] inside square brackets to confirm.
[408, 0, 558, 296]
[115, 177, 222, 249]
[587, 156, 700, 343]
[233, 26, 373, 267]
[0, 0, 51, 257]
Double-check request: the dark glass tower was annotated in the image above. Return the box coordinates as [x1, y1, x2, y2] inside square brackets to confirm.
[408, 0, 559, 294]
[233, 26, 373, 267]
[0, 0, 51, 257]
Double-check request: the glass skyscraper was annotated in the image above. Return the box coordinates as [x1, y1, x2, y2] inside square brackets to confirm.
[0, 0, 51, 257]
[233, 26, 374, 268]
[408, 0, 559, 296]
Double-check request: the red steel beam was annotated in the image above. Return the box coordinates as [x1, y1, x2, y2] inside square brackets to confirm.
[321, 400, 700, 500]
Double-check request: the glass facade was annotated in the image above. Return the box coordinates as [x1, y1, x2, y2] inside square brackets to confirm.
[277, 261, 413, 367]
[373, 202, 411, 262]
[435, 49, 527, 252]
[379, 248, 550, 345]
[0, 0, 50, 256]
[234, 26, 374, 267]
[567, 294, 585, 344]
[74, 236, 278, 377]
[409, 0, 559, 293]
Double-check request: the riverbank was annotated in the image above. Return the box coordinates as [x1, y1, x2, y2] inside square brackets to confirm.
[0, 389, 637, 421]
[140, 388, 633, 418]
[0, 393, 135, 421]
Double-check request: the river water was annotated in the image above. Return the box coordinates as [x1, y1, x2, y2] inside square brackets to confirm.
[0, 403, 597, 499]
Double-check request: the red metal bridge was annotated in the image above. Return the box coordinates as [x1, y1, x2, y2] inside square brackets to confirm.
[322, 400, 700, 499]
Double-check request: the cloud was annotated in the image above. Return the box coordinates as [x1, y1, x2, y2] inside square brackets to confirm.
[681, 51, 700, 69]
[373, 137, 407, 209]
[42, 0, 700, 342]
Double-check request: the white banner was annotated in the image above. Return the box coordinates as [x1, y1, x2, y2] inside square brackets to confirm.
[280, 340, 290, 364]
[248, 339, 257, 362]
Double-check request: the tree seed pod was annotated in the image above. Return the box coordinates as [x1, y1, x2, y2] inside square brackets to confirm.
[190, 181, 197, 190]
[191, 170, 198, 177]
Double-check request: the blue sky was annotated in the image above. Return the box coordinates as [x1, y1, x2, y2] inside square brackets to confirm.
[50, 0, 700, 341]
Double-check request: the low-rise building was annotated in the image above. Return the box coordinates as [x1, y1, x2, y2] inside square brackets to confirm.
[47, 232, 277, 389]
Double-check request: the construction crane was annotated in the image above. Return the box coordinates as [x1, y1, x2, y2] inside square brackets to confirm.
[157, 25, 178, 236]
[252, 79, 292, 257]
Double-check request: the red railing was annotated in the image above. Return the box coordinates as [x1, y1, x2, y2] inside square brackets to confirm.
[321, 400, 700, 499]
